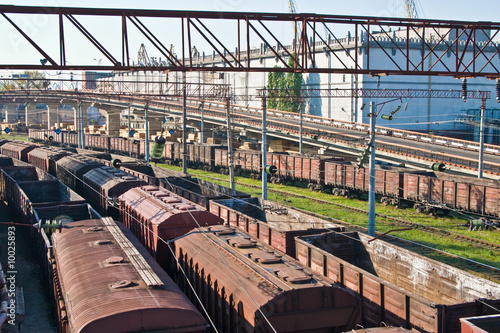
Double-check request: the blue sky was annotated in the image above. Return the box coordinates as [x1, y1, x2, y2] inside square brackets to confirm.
[1, 0, 500, 68]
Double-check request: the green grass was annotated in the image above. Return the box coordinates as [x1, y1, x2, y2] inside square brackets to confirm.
[157, 163, 500, 271]
[0, 133, 28, 141]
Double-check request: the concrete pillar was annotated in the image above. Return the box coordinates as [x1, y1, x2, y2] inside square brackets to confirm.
[104, 108, 121, 136]
[72, 102, 91, 131]
[0, 104, 5, 123]
[4, 104, 20, 123]
[45, 103, 61, 130]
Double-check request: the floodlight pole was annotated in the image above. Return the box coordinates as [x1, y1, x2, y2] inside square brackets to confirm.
[368, 101, 376, 237]
[145, 101, 150, 165]
[182, 71, 187, 174]
[226, 97, 235, 190]
[262, 94, 268, 200]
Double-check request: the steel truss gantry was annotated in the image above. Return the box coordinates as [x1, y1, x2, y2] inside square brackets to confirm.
[1, 5, 500, 78]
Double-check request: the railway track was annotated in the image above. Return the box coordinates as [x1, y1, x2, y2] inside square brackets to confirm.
[200, 174, 500, 281]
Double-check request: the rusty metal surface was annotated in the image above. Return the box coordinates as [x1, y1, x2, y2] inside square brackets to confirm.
[0, 142, 38, 162]
[161, 177, 250, 210]
[210, 197, 343, 256]
[82, 166, 147, 216]
[51, 218, 207, 333]
[56, 155, 103, 194]
[296, 232, 500, 332]
[460, 314, 500, 333]
[27, 147, 74, 175]
[2, 5, 500, 78]
[174, 225, 361, 332]
[118, 185, 222, 267]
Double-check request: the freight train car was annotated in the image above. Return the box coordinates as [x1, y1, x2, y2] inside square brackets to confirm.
[174, 224, 361, 332]
[404, 172, 500, 217]
[56, 155, 104, 194]
[267, 152, 344, 189]
[82, 166, 148, 217]
[0, 141, 38, 162]
[187, 143, 226, 170]
[162, 177, 250, 210]
[214, 148, 262, 177]
[295, 232, 500, 333]
[118, 162, 187, 186]
[27, 147, 76, 176]
[1, 165, 85, 223]
[209, 197, 344, 257]
[118, 185, 223, 269]
[48, 217, 208, 333]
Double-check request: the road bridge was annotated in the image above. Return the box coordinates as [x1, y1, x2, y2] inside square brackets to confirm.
[1, 88, 499, 179]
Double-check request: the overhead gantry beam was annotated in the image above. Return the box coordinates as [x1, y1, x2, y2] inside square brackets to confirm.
[1, 5, 500, 78]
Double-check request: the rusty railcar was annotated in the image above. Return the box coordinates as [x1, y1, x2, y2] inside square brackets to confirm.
[49, 217, 208, 333]
[187, 143, 226, 169]
[460, 314, 500, 333]
[0, 141, 38, 162]
[118, 162, 187, 186]
[161, 177, 250, 210]
[27, 147, 76, 176]
[214, 148, 261, 177]
[56, 155, 104, 194]
[295, 232, 500, 333]
[1, 166, 85, 223]
[118, 185, 223, 269]
[82, 166, 148, 217]
[266, 152, 343, 189]
[404, 172, 500, 217]
[163, 141, 183, 164]
[209, 197, 344, 257]
[174, 224, 361, 332]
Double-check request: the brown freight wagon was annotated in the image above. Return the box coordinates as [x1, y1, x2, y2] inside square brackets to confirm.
[1, 141, 38, 162]
[209, 197, 344, 257]
[174, 224, 361, 333]
[1, 166, 85, 223]
[162, 177, 250, 210]
[118, 185, 223, 269]
[28, 147, 76, 176]
[214, 148, 261, 176]
[56, 155, 104, 194]
[187, 143, 226, 169]
[404, 172, 500, 217]
[163, 141, 183, 164]
[267, 152, 343, 188]
[109, 136, 142, 157]
[295, 232, 500, 333]
[49, 217, 208, 333]
[83, 166, 148, 217]
[119, 162, 187, 186]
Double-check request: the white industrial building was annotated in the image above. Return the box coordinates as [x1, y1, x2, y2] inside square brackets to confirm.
[96, 28, 500, 144]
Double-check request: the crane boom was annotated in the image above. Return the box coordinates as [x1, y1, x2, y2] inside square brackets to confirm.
[404, 0, 418, 19]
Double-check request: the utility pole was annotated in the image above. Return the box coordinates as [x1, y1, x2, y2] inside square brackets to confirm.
[200, 102, 205, 144]
[299, 105, 303, 154]
[478, 98, 486, 178]
[182, 71, 187, 174]
[368, 101, 376, 237]
[127, 104, 131, 138]
[262, 94, 268, 200]
[145, 101, 150, 164]
[226, 97, 235, 190]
